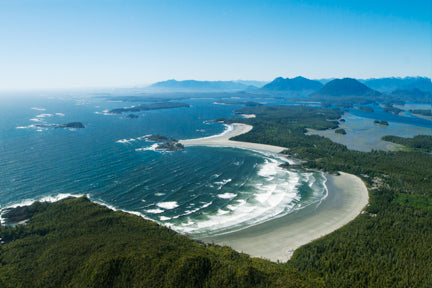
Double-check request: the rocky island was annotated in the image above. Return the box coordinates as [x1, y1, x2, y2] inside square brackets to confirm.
[373, 120, 389, 126]
[56, 122, 85, 129]
[33, 122, 85, 129]
[144, 135, 184, 152]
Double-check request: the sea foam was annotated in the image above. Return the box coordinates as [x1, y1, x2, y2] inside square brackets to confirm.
[156, 201, 179, 210]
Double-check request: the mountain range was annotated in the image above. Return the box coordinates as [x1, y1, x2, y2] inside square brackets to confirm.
[360, 77, 432, 93]
[148, 80, 259, 91]
[259, 76, 323, 93]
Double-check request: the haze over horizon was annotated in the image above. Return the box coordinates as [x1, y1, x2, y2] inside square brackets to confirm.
[1, 0, 431, 91]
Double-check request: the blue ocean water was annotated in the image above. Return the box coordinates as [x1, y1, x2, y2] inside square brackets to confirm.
[0, 94, 327, 236]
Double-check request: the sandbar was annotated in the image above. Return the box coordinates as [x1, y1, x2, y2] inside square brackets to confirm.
[180, 123, 286, 153]
[181, 123, 369, 262]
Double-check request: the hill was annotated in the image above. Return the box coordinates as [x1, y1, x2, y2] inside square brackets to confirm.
[260, 76, 323, 93]
[0, 197, 314, 288]
[361, 77, 432, 93]
[149, 79, 256, 91]
[313, 78, 381, 98]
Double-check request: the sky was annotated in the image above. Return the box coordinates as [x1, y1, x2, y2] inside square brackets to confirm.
[0, 0, 431, 90]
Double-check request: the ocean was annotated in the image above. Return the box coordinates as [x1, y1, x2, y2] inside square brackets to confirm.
[0, 93, 327, 237]
[1, 93, 430, 237]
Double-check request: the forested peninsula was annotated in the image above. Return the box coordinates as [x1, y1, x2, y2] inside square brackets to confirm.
[109, 102, 190, 114]
[1, 105, 432, 287]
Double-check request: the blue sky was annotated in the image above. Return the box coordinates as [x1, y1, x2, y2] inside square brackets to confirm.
[0, 0, 431, 90]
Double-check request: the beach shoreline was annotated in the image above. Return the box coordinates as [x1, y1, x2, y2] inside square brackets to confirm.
[180, 123, 287, 153]
[181, 123, 369, 262]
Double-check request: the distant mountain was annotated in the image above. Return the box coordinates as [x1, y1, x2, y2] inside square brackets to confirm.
[313, 78, 381, 98]
[360, 77, 432, 93]
[235, 80, 268, 88]
[260, 76, 323, 93]
[149, 79, 255, 91]
[389, 88, 432, 103]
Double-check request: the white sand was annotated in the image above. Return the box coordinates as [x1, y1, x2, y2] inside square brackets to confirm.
[199, 172, 368, 262]
[180, 123, 286, 153]
[181, 123, 369, 262]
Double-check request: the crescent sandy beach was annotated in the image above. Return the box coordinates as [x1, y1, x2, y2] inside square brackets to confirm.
[180, 123, 369, 262]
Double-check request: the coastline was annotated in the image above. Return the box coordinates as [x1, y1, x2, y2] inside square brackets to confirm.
[181, 123, 369, 262]
[180, 123, 286, 153]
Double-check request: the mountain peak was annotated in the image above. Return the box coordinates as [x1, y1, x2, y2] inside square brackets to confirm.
[314, 78, 381, 97]
[261, 76, 323, 92]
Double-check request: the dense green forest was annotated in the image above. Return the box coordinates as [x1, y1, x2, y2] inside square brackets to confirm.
[1, 105, 431, 287]
[228, 105, 432, 287]
[382, 135, 432, 152]
[0, 197, 315, 287]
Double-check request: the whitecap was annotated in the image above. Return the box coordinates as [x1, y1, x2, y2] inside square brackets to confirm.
[217, 193, 237, 199]
[167, 159, 327, 236]
[36, 113, 53, 118]
[16, 125, 35, 129]
[145, 208, 164, 214]
[160, 216, 171, 221]
[116, 138, 136, 144]
[31, 107, 46, 111]
[214, 178, 232, 190]
[156, 201, 179, 210]
[55, 113, 65, 116]
[217, 209, 230, 215]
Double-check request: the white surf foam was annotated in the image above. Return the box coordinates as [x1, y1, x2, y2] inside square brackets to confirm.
[31, 107, 46, 111]
[156, 201, 179, 210]
[214, 178, 232, 190]
[0, 193, 85, 225]
[116, 138, 136, 144]
[145, 208, 164, 214]
[135, 143, 159, 152]
[16, 125, 36, 129]
[217, 193, 237, 199]
[172, 201, 213, 219]
[36, 113, 53, 118]
[167, 156, 323, 236]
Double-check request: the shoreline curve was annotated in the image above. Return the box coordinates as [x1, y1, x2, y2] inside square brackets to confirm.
[181, 123, 369, 262]
[180, 123, 286, 153]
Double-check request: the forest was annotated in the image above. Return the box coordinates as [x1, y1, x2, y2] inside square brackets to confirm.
[1, 105, 431, 287]
[229, 105, 432, 286]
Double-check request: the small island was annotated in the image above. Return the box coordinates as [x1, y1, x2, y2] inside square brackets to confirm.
[125, 114, 139, 119]
[56, 122, 85, 129]
[143, 135, 184, 152]
[373, 120, 389, 126]
[335, 128, 347, 135]
[410, 109, 432, 117]
[382, 106, 403, 115]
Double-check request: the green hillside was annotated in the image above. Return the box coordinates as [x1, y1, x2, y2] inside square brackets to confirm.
[0, 197, 315, 288]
